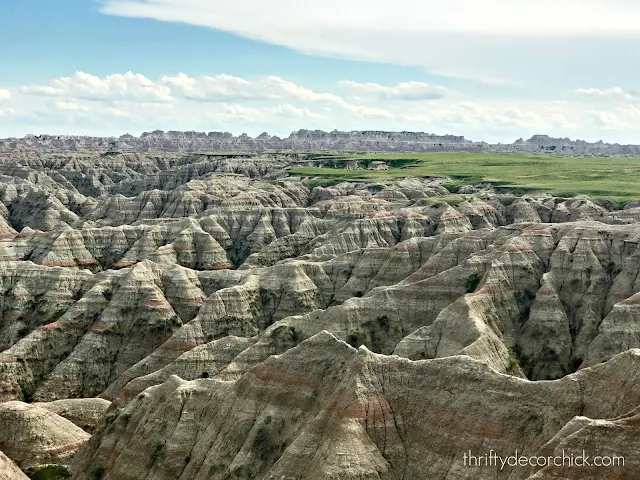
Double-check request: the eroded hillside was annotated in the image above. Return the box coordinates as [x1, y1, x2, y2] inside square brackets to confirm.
[0, 150, 638, 479]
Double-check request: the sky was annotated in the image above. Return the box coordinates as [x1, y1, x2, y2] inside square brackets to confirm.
[1, 0, 640, 143]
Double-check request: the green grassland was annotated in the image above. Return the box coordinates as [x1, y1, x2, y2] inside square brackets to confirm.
[290, 153, 640, 202]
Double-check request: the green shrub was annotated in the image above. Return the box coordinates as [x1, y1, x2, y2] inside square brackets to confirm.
[90, 464, 105, 480]
[27, 465, 71, 480]
[21, 384, 35, 403]
[253, 426, 285, 461]
[441, 182, 462, 193]
[305, 178, 345, 190]
[377, 315, 391, 329]
[346, 329, 365, 348]
[465, 274, 482, 293]
[506, 348, 521, 374]
[150, 443, 164, 463]
[151, 315, 182, 333]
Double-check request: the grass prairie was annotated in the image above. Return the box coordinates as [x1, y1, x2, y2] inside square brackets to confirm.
[291, 153, 640, 202]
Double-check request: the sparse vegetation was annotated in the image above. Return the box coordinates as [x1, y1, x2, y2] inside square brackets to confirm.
[253, 426, 285, 461]
[90, 464, 106, 480]
[27, 465, 71, 480]
[304, 178, 349, 190]
[377, 315, 391, 329]
[346, 328, 365, 348]
[506, 348, 521, 374]
[441, 182, 463, 193]
[21, 384, 35, 403]
[292, 152, 640, 201]
[605, 261, 621, 278]
[150, 442, 164, 464]
[151, 315, 183, 333]
[368, 183, 386, 192]
[466, 274, 482, 293]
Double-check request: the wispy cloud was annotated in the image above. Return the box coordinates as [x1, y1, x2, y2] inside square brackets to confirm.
[338, 81, 448, 100]
[100, 0, 640, 37]
[271, 104, 325, 119]
[51, 101, 90, 112]
[99, 1, 640, 86]
[575, 87, 638, 103]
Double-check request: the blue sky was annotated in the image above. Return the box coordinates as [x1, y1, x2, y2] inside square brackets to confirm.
[1, 0, 639, 142]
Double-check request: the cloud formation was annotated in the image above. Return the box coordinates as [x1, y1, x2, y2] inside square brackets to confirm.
[339, 81, 448, 100]
[100, 1, 640, 86]
[2, 70, 640, 143]
[575, 87, 638, 103]
[51, 101, 90, 112]
[101, 0, 640, 37]
[271, 104, 325, 119]
[21, 72, 173, 102]
[161, 73, 403, 118]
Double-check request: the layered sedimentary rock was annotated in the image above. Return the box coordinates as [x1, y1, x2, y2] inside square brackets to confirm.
[71, 334, 640, 480]
[0, 401, 89, 470]
[1, 148, 640, 479]
[3, 131, 640, 155]
[0, 450, 28, 480]
[34, 398, 111, 433]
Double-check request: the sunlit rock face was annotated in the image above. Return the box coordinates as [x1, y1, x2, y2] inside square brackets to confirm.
[0, 148, 639, 479]
[4, 130, 640, 155]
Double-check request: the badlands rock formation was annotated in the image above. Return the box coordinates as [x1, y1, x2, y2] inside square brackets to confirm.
[2, 130, 640, 155]
[0, 450, 29, 480]
[0, 148, 639, 478]
[0, 401, 89, 470]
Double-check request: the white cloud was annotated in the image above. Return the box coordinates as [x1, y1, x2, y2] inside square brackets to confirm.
[575, 87, 638, 102]
[161, 73, 258, 101]
[101, 1, 640, 38]
[590, 111, 627, 130]
[219, 103, 263, 123]
[51, 101, 90, 112]
[339, 81, 448, 100]
[100, 1, 640, 85]
[163, 73, 343, 104]
[271, 104, 324, 119]
[161, 73, 395, 118]
[0, 90, 10, 102]
[21, 71, 173, 102]
[103, 107, 131, 118]
[422, 102, 542, 128]
[5, 69, 640, 144]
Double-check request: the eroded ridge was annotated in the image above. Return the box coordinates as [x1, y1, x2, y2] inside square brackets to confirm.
[0, 150, 639, 479]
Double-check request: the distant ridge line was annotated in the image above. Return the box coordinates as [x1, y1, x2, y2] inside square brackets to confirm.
[1, 130, 639, 156]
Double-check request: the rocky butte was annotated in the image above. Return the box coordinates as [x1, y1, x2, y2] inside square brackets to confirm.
[0, 131, 638, 479]
[2, 130, 640, 155]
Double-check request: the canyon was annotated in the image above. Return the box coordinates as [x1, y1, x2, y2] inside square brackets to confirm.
[0, 136, 638, 479]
